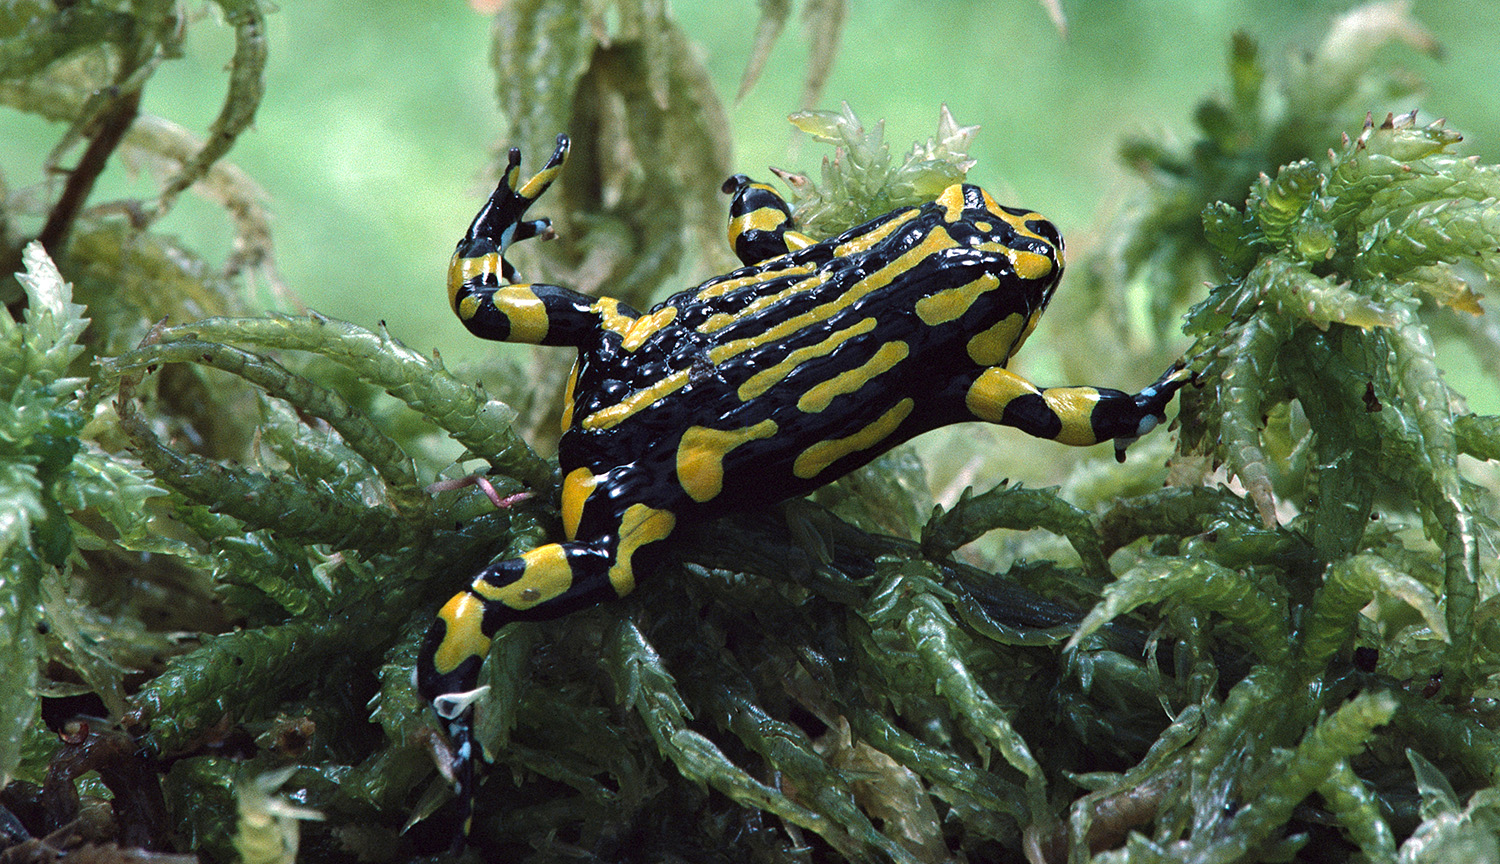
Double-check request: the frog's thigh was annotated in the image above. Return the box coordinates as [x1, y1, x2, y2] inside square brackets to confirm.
[965, 367, 1105, 446]
[563, 465, 681, 596]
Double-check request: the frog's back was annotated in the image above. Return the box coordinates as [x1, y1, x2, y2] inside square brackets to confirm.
[559, 184, 1065, 513]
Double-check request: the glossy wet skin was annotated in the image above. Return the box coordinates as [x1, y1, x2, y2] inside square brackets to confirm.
[417, 135, 1191, 837]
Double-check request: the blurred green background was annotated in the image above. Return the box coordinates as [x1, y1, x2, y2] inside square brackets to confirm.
[3, 0, 1495, 387]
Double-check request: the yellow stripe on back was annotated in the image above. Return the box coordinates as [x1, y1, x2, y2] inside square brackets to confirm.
[833, 210, 919, 258]
[793, 398, 913, 480]
[593, 297, 635, 337]
[622, 306, 678, 351]
[582, 368, 691, 431]
[586, 227, 957, 435]
[697, 271, 833, 335]
[737, 317, 876, 402]
[798, 340, 909, 413]
[695, 264, 815, 302]
[708, 228, 958, 365]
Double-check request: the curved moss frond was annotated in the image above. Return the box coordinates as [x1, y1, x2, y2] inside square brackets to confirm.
[1090, 3, 1443, 339]
[1179, 110, 1496, 691]
[1066, 557, 1291, 667]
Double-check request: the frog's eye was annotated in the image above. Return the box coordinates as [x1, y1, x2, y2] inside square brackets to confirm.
[1028, 218, 1062, 248]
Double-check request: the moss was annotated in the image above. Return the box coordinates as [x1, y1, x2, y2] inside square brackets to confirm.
[2, 2, 1497, 862]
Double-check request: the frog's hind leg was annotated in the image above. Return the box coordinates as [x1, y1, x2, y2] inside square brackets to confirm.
[447, 134, 642, 346]
[722, 174, 815, 265]
[416, 504, 676, 840]
[416, 542, 612, 841]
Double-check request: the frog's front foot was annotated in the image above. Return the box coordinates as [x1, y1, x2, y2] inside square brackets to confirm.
[1114, 361, 1195, 462]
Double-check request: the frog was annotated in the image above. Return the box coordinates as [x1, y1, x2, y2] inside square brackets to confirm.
[417, 133, 1192, 833]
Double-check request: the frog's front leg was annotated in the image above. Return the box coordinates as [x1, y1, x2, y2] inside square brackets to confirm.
[721, 174, 815, 265]
[963, 361, 1193, 461]
[415, 489, 676, 838]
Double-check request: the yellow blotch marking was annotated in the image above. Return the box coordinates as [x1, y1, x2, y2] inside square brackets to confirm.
[1043, 388, 1104, 445]
[676, 419, 779, 502]
[798, 340, 909, 413]
[582, 368, 691, 431]
[560, 359, 580, 432]
[472, 544, 573, 610]
[493, 285, 550, 343]
[697, 271, 832, 334]
[965, 367, 1041, 423]
[833, 210, 919, 258]
[560, 467, 599, 540]
[608, 504, 676, 595]
[592, 297, 636, 337]
[448, 252, 501, 311]
[966, 311, 1026, 366]
[975, 221, 993, 232]
[738, 317, 876, 401]
[622, 306, 678, 351]
[793, 398, 913, 480]
[432, 592, 492, 675]
[914, 273, 1000, 325]
[936, 184, 967, 222]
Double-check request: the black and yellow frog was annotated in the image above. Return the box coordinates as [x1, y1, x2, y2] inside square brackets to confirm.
[417, 134, 1190, 829]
